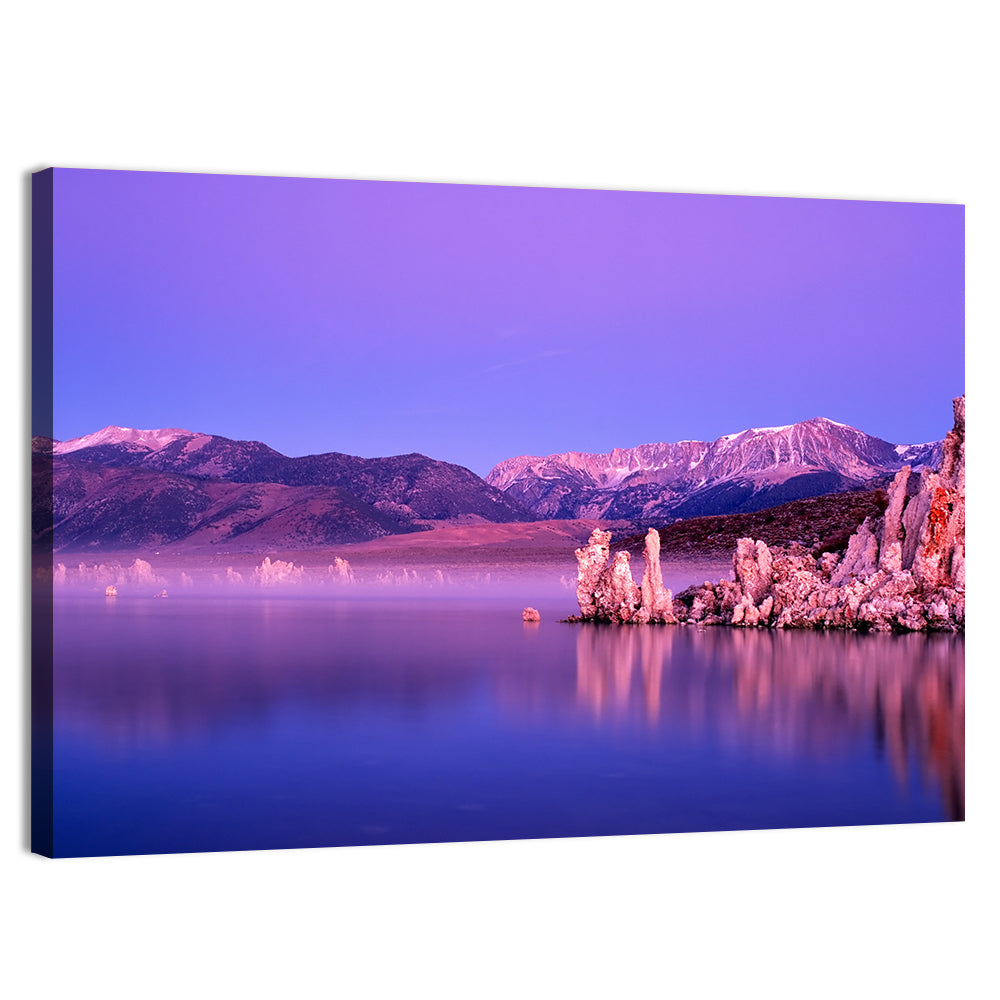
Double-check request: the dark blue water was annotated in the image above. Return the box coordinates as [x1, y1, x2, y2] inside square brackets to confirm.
[50, 594, 964, 857]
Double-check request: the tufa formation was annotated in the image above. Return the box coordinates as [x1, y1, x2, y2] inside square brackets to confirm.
[568, 396, 965, 632]
[571, 526, 678, 625]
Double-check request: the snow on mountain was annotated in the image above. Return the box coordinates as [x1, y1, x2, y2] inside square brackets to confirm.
[43, 415, 949, 549]
[44, 424, 533, 549]
[52, 425, 202, 455]
[486, 416, 945, 522]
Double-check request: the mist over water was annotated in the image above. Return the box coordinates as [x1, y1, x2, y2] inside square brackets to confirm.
[45, 550, 733, 603]
[48, 563, 963, 857]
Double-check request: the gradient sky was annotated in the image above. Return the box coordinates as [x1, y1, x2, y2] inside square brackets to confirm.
[50, 168, 964, 476]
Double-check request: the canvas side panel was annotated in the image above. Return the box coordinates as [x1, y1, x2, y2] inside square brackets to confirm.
[31, 168, 54, 858]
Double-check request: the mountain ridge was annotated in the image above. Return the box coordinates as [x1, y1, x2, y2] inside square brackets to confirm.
[47, 425, 532, 529]
[486, 416, 943, 523]
[38, 458, 409, 552]
[41, 413, 948, 552]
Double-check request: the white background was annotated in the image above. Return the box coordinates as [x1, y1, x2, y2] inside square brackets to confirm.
[3, 2, 996, 997]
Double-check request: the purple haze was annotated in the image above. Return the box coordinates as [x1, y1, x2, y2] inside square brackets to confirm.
[51, 169, 964, 476]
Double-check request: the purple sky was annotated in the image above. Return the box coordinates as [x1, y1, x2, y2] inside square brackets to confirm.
[51, 168, 964, 476]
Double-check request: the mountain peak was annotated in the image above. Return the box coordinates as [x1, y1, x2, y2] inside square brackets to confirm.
[733, 416, 853, 437]
[52, 425, 196, 455]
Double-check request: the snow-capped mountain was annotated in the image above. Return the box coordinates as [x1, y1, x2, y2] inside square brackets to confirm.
[37, 415, 946, 553]
[48, 425, 531, 526]
[486, 417, 943, 522]
[52, 425, 201, 455]
[37, 426, 533, 552]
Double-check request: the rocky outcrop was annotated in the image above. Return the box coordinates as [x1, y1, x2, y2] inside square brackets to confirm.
[54, 558, 164, 591]
[575, 529, 612, 619]
[639, 528, 677, 623]
[328, 557, 355, 583]
[251, 556, 304, 587]
[733, 538, 773, 605]
[674, 396, 965, 633]
[522, 607, 541, 622]
[568, 397, 965, 633]
[568, 527, 676, 624]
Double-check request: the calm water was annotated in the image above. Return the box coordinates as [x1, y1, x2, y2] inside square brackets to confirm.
[49, 592, 964, 857]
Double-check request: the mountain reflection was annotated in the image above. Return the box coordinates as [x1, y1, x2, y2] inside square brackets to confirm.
[574, 626, 964, 819]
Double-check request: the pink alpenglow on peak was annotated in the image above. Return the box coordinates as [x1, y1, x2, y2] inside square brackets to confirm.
[487, 414, 944, 524]
[52, 425, 198, 455]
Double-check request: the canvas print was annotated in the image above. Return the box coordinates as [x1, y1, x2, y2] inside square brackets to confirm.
[31, 169, 964, 858]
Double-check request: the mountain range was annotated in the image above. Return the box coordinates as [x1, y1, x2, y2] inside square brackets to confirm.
[35, 417, 943, 553]
[35, 428, 530, 552]
[485, 418, 941, 522]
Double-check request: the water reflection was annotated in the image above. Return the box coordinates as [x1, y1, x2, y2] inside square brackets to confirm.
[575, 626, 964, 819]
[52, 595, 964, 840]
[54, 597, 490, 745]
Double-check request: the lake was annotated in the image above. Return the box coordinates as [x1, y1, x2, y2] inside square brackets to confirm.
[47, 589, 964, 857]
